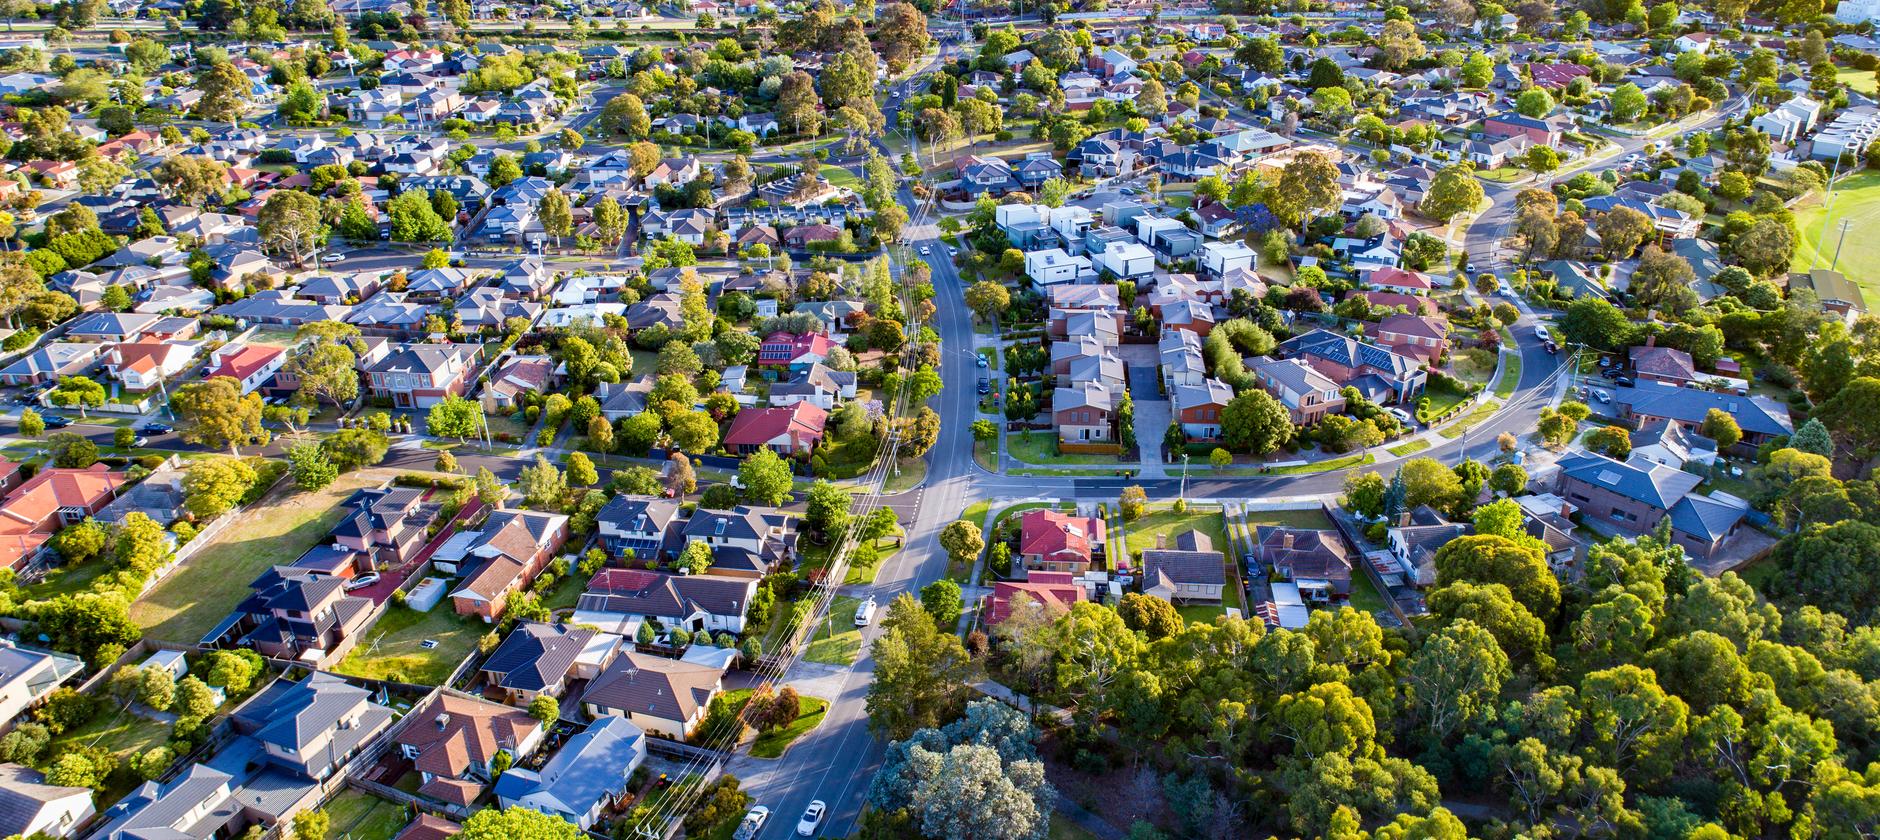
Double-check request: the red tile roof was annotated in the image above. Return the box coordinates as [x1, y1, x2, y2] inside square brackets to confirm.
[1366, 267, 1432, 291]
[984, 572, 1086, 624]
[723, 402, 828, 448]
[209, 344, 284, 382]
[1018, 509, 1105, 565]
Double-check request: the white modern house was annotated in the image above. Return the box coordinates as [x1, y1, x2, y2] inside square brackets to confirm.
[1026, 248, 1096, 286]
[1200, 240, 1258, 278]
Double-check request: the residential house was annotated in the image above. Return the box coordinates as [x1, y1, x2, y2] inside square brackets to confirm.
[676, 507, 793, 578]
[1752, 95, 1821, 144]
[575, 569, 758, 636]
[1053, 381, 1118, 445]
[1277, 329, 1428, 405]
[1172, 378, 1234, 441]
[0, 343, 102, 387]
[1550, 452, 1749, 558]
[1629, 337, 1699, 386]
[0, 643, 83, 731]
[206, 344, 287, 395]
[0, 465, 129, 571]
[395, 693, 545, 808]
[583, 652, 724, 740]
[227, 672, 395, 781]
[480, 355, 557, 413]
[1251, 358, 1346, 425]
[595, 496, 683, 561]
[202, 566, 376, 664]
[1481, 113, 1570, 147]
[0, 763, 94, 839]
[1362, 267, 1433, 295]
[100, 341, 193, 392]
[1025, 249, 1097, 286]
[1791, 267, 1867, 325]
[982, 572, 1086, 625]
[366, 343, 478, 409]
[480, 623, 618, 705]
[1017, 509, 1106, 576]
[493, 717, 645, 831]
[722, 402, 827, 456]
[1199, 240, 1257, 278]
[757, 332, 837, 372]
[1384, 506, 1470, 587]
[1140, 530, 1226, 603]
[1371, 313, 1448, 364]
[450, 509, 572, 621]
[1630, 419, 1719, 470]
[328, 487, 436, 568]
[1611, 380, 1793, 452]
[64, 312, 161, 343]
[1250, 526, 1352, 602]
[768, 363, 856, 410]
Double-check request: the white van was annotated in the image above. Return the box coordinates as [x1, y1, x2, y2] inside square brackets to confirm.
[854, 598, 878, 627]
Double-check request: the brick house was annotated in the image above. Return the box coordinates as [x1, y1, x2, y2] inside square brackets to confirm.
[1371, 313, 1449, 364]
[450, 510, 572, 621]
[1251, 358, 1346, 425]
[0, 465, 129, 571]
[1017, 509, 1106, 575]
[1172, 378, 1234, 441]
[723, 402, 827, 456]
[1052, 381, 1116, 445]
[983, 572, 1086, 625]
[365, 343, 478, 409]
[1550, 452, 1749, 558]
[1277, 329, 1427, 405]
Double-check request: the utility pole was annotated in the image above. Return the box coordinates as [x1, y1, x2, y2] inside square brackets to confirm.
[1812, 154, 1843, 269]
[1831, 219, 1853, 271]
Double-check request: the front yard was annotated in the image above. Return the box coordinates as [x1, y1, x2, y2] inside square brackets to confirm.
[335, 602, 484, 686]
[802, 596, 863, 666]
[131, 471, 386, 644]
[1007, 431, 1119, 465]
[1124, 506, 1228, 560]
[715, 687, 831, 759]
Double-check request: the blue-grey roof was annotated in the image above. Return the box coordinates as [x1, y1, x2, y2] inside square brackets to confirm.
[1556, 452, 1702, 510]
[1279, 329, 1419, 379]
[1669, 493, 1747, 542]
[1615, 380, 1794, 438]
[493, 717, 645, 819]
[482, 623, 594, 692]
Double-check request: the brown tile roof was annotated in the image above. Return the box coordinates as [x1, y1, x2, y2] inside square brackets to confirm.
[396, 815, 462, 840]
[1018, 509, 1105, 565]
[584, 651, 723, 727]
[396, 693, 540, 781]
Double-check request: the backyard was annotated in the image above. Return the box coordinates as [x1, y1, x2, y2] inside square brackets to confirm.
[321, 787, 411, 840]
[51, 705, 175, 803]
[130, 471, 385, 644]
[1791, 170, 1880, 309]
[335, 602, 484, 685]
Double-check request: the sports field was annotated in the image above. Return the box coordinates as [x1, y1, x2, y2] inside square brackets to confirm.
[1791, 171, 1880, 310]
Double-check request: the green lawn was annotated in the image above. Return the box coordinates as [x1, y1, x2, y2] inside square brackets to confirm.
[51, 706, 173, 803]
[1387, 439, 1431, 457]
[131, 472, 385, 644]
[321, 787, 411, 840]
[1175, 603, 1222, 624]
[1049, 819, 1104, 840]
[1266, 453, 1375, 475]
[962, 499, 992, 530]
[1791, 170, 1880, 310]
[802, 596, 863, 666]
[1348, 569, 1389, 615]
[710, 688, 832, 759]
[1420, 384, 1472, 419]
[1475, 165, 1527, 183]
[880, 457, 927, 494]
[1839, 66, 1878, 96]
[335, 603, 484, 685]
[22, 559, 112, 601]
[629, 349, 661, 378]
[1007, 431, 1119, 465]
[1437, 401, 1503, 439]
[759, 597, 803, 652]
[1124, 506, 1228, 558]
[820, 164, 860, 188]
[1241, 508, 1333, 529]
[1495, 354, 1522, 399]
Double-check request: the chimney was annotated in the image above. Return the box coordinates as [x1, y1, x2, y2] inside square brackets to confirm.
[1397, 509, 1412, 528]
[1645, 333, 1656, 348]
[1281, 532, 1294, 550]
[435, 713, 450, 731]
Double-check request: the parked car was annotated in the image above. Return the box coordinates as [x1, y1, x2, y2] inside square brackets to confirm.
[1612, 376, 1635, 388]
[137, 422, 172, 435]
[343, 572, 382, 591]
[976, 355, 988, 368]
[797, 801, 827, 837]
[733, 806, 770, 840]
[41, 415, 71, 429]
[1593, 390, 1612, 403]
[854, 598, 877, 627]
[320, 252, 345, 264]
[1385, 407, 1415, 427]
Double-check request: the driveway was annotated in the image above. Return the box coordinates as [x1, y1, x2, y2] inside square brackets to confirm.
[1127, 365, 1170, 477]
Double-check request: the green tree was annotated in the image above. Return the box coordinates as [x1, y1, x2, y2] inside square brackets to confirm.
[426, 395, 484, 442]
[475, 467, 506, 507]
[939, 520, 983, 564]
[291, 809, 330, 840]
[1434, 534, 1560, 621]
[804, 480, 853, 539]
[1404, 619, 1509, 738]
[564, 451, 598, 487]
[47, 375, 104, 418]
[182, 457, 258, 518]
[517, 455, 565, 508]
[1423, 164, 1486, 223]
[527, 695, 559, 726]
[46, 432, 96, 469]
[17, 407, 42, 438]
[920, 579, 964, 627]
[171, 376, 266, 455]
[1116, 592, 1183, 640]
[867, 593, 975, 740]
[1514, 87, 1555, 117]
[459, 807, 582, 840]
[1220, 390, 1293, 454]
[738, 448, 793, 506]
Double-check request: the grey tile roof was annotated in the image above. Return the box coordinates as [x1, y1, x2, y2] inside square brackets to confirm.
[492, 717, 644, 820]
[1555, 452, 1703, 509]
[1615, 380, 1794, 437]
[483, 623, 594, 693]
[1668, 493, 1747, 542]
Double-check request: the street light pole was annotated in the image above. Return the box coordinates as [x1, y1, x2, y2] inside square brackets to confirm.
[1179, 453, 1189, 504]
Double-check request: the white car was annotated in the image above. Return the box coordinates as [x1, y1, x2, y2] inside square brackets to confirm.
[320, 252, 345, 264]
[854, 598, 878, 627]
[733, 806, 770, 840]
[797, 801, 827, 837]
[919, 246, 931, 255]
[343, 572, 381, 591]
